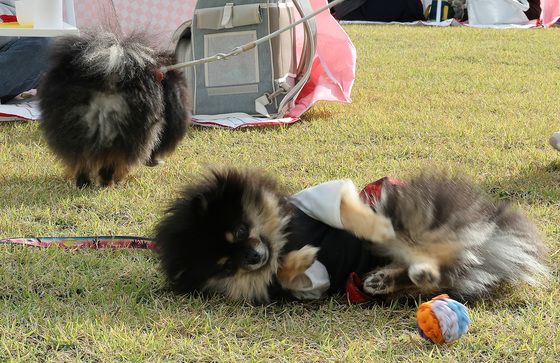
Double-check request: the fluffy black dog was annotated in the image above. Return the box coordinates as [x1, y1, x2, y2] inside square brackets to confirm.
[39, 32, 190, 187]
[154, 167, 548, 303]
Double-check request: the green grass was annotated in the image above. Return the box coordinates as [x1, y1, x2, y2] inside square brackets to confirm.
[1, 26, 560, 361]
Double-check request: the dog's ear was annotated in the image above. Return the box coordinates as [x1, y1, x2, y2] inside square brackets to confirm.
[191, 193, 208, 214]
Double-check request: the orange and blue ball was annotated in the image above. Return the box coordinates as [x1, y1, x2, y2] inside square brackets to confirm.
[416, 294, 470, 344]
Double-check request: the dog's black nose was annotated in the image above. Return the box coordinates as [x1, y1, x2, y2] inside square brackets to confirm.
[245, 249, 262, 265]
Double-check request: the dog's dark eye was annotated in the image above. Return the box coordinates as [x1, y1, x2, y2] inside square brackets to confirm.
[234, 224, 249, 241]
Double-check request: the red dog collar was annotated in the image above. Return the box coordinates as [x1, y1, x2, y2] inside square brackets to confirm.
[154, 69, 164, 83]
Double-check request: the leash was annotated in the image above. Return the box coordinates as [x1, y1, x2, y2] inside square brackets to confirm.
[0, 236, 155, 250]
[160, 0, 347, 73]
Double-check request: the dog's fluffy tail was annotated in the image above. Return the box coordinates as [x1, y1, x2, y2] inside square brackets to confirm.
[53, 31, 158, 81]
[461, 203, 550, 290]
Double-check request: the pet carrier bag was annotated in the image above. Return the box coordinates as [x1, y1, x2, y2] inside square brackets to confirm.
[170, 0, 318, 118]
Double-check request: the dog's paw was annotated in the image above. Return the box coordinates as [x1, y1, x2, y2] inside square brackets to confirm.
[75, 174, 92, 188]
[408, 263, 440, 288]
[278, 245, 319, 288]
[295, 245, 319, 268]
[363, 269, 395, 295]
[145, 158, 165, 167]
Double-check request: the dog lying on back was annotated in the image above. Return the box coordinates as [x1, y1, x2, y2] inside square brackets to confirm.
[154, 167, 548, 303]
[360, 174, 548, 298]
[39, 32, 191, 187]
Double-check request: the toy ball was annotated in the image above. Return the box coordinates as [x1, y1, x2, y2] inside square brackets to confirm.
[416, 294, 470, 345]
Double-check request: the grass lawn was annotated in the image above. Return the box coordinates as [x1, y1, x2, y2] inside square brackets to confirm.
[1, 25, 560, 361]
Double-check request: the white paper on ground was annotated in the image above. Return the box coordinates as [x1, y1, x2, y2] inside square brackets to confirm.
[0, 96, 299, 128]
[340, 19, 539, 28]
[340, 19, 460, 26]
[0, 95, 41, 121]
[191, 113, 299, 129]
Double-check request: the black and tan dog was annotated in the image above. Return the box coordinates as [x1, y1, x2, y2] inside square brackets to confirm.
[39, 32, 191, 187]
[155, 167, 548, 303]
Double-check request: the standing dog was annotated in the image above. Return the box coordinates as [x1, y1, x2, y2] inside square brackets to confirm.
[39, 32, 190, 187]
[154, 167, 548, 303]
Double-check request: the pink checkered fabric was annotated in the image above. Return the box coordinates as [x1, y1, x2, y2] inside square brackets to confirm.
[74, 0, 195, 48]
[74, 0, 116, 31]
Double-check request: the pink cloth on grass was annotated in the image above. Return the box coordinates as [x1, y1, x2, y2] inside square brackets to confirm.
[289, 0, 356, 117]
[542, 0, 560, 26]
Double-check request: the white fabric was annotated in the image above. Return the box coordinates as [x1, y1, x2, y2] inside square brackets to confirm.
[0, 93, 40, 121]
[289, 179, 357, 230]
[468, 0, 529, 25]
[288, 179, 360, 300]
[341, 19, 460, 26]
[290, 260, 330, 300]
[340, 19, 540, 28]
[191, 113, 298, 128]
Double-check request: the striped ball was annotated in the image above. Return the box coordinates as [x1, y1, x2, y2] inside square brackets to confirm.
[416, 294, 470, 344]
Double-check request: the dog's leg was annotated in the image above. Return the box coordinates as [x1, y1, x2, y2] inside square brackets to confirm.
[111, 161, 131, 186]
[277, 245, 319, 291]
[363, 264, 412, 295]
[408, 261, 441, 289]
[340, 185, 395, 243]
[363, 260, 442, 296]
[69, 162, 91, 188]
[98, 165, 115, 187]
[145, 152, 164, 167]
[75, 172, 92, 188]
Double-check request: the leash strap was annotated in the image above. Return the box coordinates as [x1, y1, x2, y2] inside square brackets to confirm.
[0, 236, 155, 249]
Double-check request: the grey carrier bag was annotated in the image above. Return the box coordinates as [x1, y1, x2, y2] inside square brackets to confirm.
[170, 0, 318, 118]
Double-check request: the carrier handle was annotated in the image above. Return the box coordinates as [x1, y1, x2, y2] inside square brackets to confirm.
[276, 0, 317, 116]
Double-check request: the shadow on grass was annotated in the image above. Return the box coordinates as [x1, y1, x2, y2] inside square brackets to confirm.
[0, 173, 102, 210]
[299, 107, 336, 122]
[483, 160, 560, 205]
